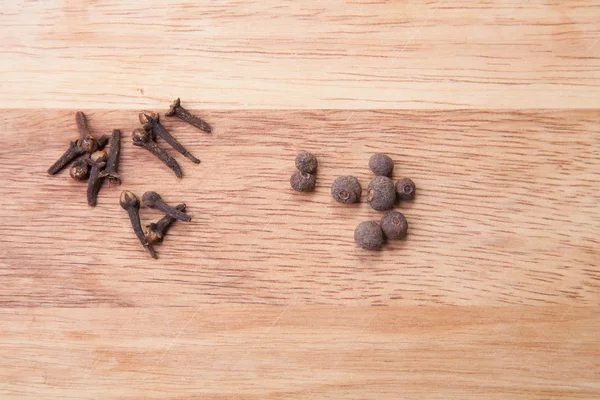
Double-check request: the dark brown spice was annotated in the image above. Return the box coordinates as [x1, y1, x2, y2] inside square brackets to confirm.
[290, 171, 316, 192]
[69, 159, 89, 181]
[75, 111, 101, 153]
[140, 111, 201, 164]
[78, 137, 99, 154]
[48, 140, 85, 175]
[369, 153, 394, 177]
[75, 111, 93, 140]
[367, 176, 396, 211]
[97, 134, 110, 150]
[295, 151, 318, 174]
[395, 177, 416, 200]
[145, 203, 186, 245]
[142, 191, 191, 222]
[120, 190, 157, 259]
[48, 113, 108, 175]
[165, 98, 212, 133]
[90, 150, 107, 164]
[98, 129, 122, 185]
[380, 211, 408, 240]
[354, 221, 384, 250]
[86, 151, 108, 206]
[132, 127, 183, 178]
[331, 176, 362, 204]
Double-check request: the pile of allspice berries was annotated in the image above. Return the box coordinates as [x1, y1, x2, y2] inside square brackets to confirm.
[291, 152, 415, 250]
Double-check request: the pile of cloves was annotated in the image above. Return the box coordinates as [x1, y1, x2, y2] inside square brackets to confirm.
[133, 99, 211, 178]
[47, 99, 212, 259]
[47, 111, 121, 206]
[120, 190, 191, 259]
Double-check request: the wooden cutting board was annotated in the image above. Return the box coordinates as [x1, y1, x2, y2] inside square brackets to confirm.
[1, 1, 599, 399]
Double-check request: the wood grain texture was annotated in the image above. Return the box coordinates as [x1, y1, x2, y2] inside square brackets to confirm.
[1, 109, 598, 307]
[2, 1, 600, 399]
[1, 0, 599, 109]
[1, 109, 599, 398]
[0, 306, 599, 400]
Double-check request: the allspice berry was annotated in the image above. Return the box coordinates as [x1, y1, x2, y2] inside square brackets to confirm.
[331, 176, 362, 204]
[369, 153, 394, 177]
[354, 221, 384, 250]
[380, 211, 408, 240]
[367, 176, 396, 211]
[290, 171, 316, 192]
[295, 151, 318, 174]
[395, 177, 416, 200]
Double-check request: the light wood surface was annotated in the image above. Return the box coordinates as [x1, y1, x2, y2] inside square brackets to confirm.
[1, 0, 599, 109]
[1, 1, 600, 399]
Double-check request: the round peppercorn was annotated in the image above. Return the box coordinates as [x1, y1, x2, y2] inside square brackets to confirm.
[331, 176, 362, 204]
[290, 171, 316, 192]
[380, 211, 408, 240]
[395, 177, 415, 200]
[354, 221, 384, 250]
[368, 153, 394, 177]
[295, 151, 318, 174]
[367, 176, 396, 211]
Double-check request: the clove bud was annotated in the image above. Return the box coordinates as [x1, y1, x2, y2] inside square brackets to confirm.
[140, 111, 200, 164]
[145, 203, 186, 245]
[142, 191, 191, 222]
[132, 128, 183, 178]
[120, 190, 157, 259]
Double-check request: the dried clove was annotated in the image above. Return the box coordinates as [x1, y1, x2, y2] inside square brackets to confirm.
[98, 129, 122, 185]
[90, 150, 107, 164]
[76, 111, 93, 140]
[70, 159, 90, 181]
[75, 111, 101, 153]
[165, 98, 212, 133]
[120, 190, 157, 259]
[132, 128, 183, 178]
[86, 151, 108, 206]
[142, 191, 191, 222]
[145, 203, 186, 245]
[140, 111, 201, 164]
[48, 140, 86, 175]
[48, 113, 108, 175]
[97, 134, 110, 150]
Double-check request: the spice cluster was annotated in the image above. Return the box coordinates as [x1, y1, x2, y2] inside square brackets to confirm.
[291, 152, 416, 250]
[47, 99, 210, 258]
[120, 190, 191, 259]
[47, 112, 121, 206]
